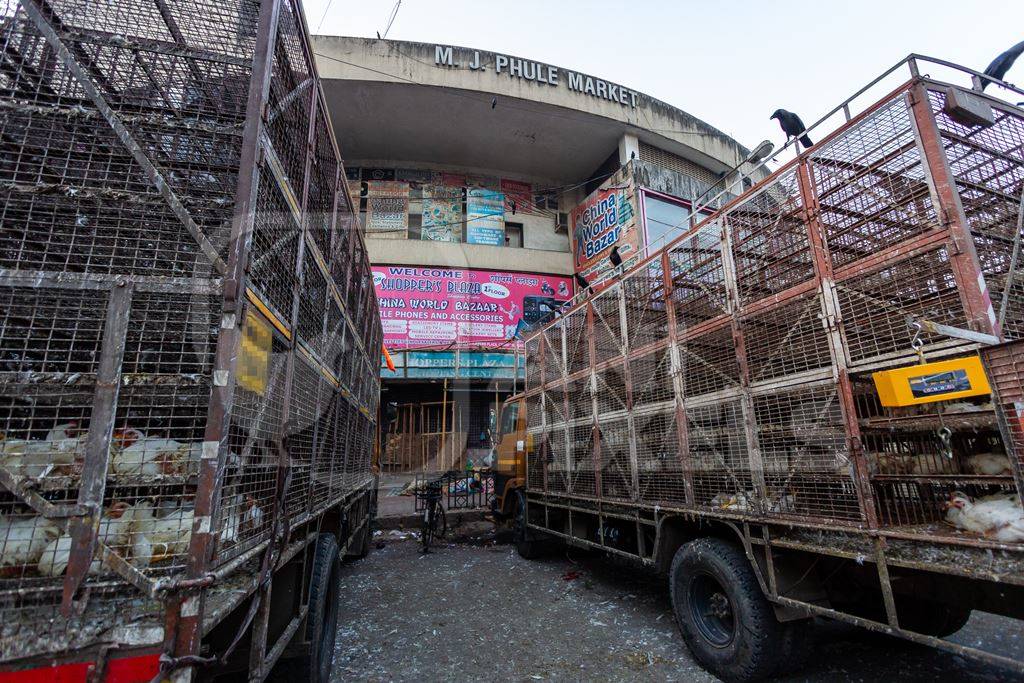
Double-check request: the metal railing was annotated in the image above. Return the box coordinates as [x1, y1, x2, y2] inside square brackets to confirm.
[413, 469, 495, 512]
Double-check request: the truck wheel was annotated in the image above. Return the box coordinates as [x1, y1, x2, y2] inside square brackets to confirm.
[296, 533, 341, 683]
[347, 498, 375, 560]
[774, 618, 813, 675]
[896, 597, 972, 637]
[669, 538, 784, 682]
[513, 490, 542, 560]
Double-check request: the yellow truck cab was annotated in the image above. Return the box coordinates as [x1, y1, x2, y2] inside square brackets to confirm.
[490, 396, 529, 520]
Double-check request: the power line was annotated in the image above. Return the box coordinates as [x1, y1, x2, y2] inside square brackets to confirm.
[381, 0, 401, 39]
[315, 0, 333, 33]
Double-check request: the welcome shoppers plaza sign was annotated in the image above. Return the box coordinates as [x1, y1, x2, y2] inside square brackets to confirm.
[434, 45, 638, 108]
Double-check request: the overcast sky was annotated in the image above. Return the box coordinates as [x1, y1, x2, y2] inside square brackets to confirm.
[305, 0, 1024, 159]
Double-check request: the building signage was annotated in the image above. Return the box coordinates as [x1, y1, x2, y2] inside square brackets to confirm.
[421, 185, 462, 242]
[373, 266, 573, 348]
[365, 181, 408, 234]
[435, 44, 638, 108]
[500, 178, 533, 214]
[466, 188, 505, 246]
[571, 186, 638, 278]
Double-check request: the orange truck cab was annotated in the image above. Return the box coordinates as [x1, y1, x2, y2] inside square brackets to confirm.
[490, 397, 529, 519]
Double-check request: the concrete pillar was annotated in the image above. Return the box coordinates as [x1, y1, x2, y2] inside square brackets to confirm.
[617, 133, 639, 166]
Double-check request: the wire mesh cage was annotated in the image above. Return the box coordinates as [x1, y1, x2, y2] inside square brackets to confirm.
[523, 72, 1024, 546]
[0, 0, 380, 666]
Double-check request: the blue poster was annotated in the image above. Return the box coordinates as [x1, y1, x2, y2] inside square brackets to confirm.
[466, 188, 505, 245]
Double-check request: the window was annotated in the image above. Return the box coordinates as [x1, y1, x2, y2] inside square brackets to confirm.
[642, 192, 691, 249]
[505, 222, 523, 248]
[499, 401, 519, 436]
[532, 191, 558, 211]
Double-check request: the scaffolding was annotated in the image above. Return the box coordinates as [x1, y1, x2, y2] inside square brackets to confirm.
[0, 0, 379, 673]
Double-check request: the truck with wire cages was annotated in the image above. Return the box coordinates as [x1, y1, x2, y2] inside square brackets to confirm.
[0, 0, 381, 680]
[491, 56, 1024, 681]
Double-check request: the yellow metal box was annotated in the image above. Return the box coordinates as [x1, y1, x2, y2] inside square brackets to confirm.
[872, 355, 991, 407]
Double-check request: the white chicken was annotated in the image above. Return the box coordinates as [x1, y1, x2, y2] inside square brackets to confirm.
[710, 491, 754, 511]
[46, 422, 82, 441]
[0, 515, 60, 569]
[907, 455, 949, 475]
[35, 501, 154, 577]
[111, 438, 200, 477]
[129, 508, 194, 568]
[945, 491, 1024, 543]
[0, 435, 86, 479]
[866, 453, 911, 475]
[965, 453, 1014, 477]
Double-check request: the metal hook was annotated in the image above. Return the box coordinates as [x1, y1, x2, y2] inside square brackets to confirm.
[909, 319, 926, 364]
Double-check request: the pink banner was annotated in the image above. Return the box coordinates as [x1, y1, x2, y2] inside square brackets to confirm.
[372, 266, 574, 348]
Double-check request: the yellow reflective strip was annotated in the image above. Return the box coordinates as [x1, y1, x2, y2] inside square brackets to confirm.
[245, 288, 292, 340]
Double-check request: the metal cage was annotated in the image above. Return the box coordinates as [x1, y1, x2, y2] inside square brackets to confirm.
[0, 0, 379, 672]
[525, 72, 1024, 544]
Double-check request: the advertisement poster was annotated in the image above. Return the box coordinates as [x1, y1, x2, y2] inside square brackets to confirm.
[438, 172, 466, 187]
[466, 188, 505, 246]
[421, 185, 462, 242]
[500, 178, 533, 214]
[571, 185, 638, 278]
[372, 266, 573, 348]
[365, 181, 409, 234]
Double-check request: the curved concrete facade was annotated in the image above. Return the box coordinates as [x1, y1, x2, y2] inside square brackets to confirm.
[313, 36, 756, 391]
[314, 37, 751, 183]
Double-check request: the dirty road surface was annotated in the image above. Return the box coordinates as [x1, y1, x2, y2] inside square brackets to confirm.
[280, 523, 1023, 682]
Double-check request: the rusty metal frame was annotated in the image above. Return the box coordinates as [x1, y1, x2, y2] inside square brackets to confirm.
[165, 0, 281, 670]
[906, 82, 1000, 339]
[662, 249, 695, 505]
[62, 282, 133, 610]
[796, 159, 878, 528]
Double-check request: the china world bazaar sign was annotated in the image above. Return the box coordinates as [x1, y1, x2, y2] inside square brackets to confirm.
[372, 266, 573, 348]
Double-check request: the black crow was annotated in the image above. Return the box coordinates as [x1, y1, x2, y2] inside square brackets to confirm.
[574, 272, 591, 293]
[770, 109, 813, 149]
[982, 40, 1024, 90]
[608, 245, 622, 269]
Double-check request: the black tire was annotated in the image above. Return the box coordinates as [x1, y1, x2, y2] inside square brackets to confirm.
[420, 501, 446, 552]
[347, 517, 371, 559]
[513, 490, 543, 560]
[346, 498, 375, 560]
[774, 618, 814, 676]
[669, 538, 784, 682]
[896, 596, 972, 637]
[432, 503, 447, 539]
[294, 533, 341, 683]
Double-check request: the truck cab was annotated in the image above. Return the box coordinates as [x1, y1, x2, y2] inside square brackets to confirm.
[490, 397, 528, 519]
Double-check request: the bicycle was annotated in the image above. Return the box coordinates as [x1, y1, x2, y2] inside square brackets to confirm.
[415, 476, 448, 553]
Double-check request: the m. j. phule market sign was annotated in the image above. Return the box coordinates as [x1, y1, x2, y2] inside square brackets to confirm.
[434, 45, 637, 108]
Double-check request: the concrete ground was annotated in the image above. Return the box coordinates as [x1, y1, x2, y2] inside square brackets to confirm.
[320, 525, 1023, 683]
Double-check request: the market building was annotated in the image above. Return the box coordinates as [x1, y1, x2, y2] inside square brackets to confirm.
[313, 36, 763, 471]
